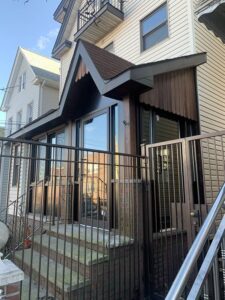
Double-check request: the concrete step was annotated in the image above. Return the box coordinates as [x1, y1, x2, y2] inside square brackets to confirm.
[21, 275, 54, 300]
[15, 249, 91, 300]
[45, 224, 133, 252]
[33, 234, 108, 276]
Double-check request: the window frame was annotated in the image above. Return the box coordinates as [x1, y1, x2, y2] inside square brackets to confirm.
[8, 117, 13, 135]
[140, 2, 169, 52]
[18, 72, 26, 92]
[27, 102, 33, 123]
[16, 110, 22, 130]
[22, 72, 26, 90]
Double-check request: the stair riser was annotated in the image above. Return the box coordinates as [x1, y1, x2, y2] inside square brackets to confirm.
[14, 252, 138, 300]
[14, 257, 91, 300]
[33, 241, 108, 277]
[46, 229, 107, 252]
[45, 229, 134, 256]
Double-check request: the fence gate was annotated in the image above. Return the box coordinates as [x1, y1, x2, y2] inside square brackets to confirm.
[142, 137, 208, 298]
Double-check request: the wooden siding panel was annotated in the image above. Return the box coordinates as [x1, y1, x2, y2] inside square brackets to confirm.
[75, 59, 89, 82]
[139, 69, 197, 121]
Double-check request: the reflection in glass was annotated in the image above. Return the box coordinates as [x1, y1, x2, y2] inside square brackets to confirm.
[84, 113, 107, 150]
[82, 113, 108, 224]
[37, 139, 46, 181]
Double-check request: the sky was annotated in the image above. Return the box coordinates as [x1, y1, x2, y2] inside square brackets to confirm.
[0, 0, 61, 125]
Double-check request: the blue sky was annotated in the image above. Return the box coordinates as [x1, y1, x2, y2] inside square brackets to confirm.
[0, 0, 61, 125]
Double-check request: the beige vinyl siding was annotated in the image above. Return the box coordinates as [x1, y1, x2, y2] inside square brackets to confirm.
[59, 0, 193, 92]
[96, 0, 193, 64]
[193, 0, 225, 134]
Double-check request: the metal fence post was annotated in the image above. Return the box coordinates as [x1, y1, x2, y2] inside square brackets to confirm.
[181, 139, 195, 247]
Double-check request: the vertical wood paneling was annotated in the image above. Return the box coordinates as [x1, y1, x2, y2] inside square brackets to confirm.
[139, 69, 197, 121]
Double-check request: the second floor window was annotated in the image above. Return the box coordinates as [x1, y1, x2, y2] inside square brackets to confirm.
[141, 3, 168, 51]
[16, 111, 22, 130]
[18, 72, 26, 92]
[27, 102, 33, 123]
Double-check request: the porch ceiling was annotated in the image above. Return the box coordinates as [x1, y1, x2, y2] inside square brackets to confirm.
[197, 1, 225, 43]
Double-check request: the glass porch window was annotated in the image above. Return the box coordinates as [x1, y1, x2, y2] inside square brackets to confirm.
[82, 113, 108, 223]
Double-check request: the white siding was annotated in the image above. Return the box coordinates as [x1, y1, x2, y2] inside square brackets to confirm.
[6, 59, 39, 134]
[41, 85, 59, 115]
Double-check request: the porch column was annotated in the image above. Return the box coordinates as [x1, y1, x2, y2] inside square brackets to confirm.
[122, 95, 137, 155]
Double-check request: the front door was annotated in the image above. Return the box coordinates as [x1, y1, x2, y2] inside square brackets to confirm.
[80, 111, 109, 227]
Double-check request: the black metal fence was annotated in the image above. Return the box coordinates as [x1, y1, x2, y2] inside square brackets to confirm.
[143, 130, 225, 298]
[78, 0, 123, 30]
[2, 130, 225, 299]
[0, 138, 144, 300]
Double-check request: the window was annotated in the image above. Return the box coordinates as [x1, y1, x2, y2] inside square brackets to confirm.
[83, 113, 108, 151]
[16, 111, 22, 130]
[18, 72, 26, 92]
[12, 145, 20, 186]
[22, 72, 26, 89]
[47, 131, 65, 179]
[27, 102, 33, 123]
[8, 118, 13, 135]
[141, 3, 168, 51]
[37, 138, 46, 181]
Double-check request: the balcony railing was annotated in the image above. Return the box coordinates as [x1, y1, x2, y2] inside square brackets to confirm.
[75, 0, 124, 43]
[78, 0, 123, 30]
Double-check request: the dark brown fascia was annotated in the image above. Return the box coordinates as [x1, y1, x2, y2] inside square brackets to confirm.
[54, 0, 69, 23]
[10, 41, 207, 140]
[52, 40, 72, 60]
[52, 0, 76, 59]
[103, 52, 207, 96]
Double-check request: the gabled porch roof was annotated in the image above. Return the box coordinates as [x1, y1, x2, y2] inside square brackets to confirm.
[10, 40, 206, 139]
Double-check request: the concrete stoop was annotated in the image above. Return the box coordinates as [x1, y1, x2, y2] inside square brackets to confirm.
[14, 224, 135, 300]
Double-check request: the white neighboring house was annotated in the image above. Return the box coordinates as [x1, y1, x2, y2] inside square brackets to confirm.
[1, 47, 60, 136]
[0, 48, 60, 216]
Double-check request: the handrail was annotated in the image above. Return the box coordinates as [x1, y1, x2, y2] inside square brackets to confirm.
[165, 183, 225, 300]
[0, 191, 27, 216]
[187, 215, 225, 299]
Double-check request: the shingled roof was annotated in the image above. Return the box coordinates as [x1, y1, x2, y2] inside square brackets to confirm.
[81, 40, 134, 80]
[10, 40, 206, 139]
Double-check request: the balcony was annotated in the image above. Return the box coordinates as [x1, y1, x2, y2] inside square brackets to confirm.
[196, 0, 225, 43]
[75, 0, 124, 43]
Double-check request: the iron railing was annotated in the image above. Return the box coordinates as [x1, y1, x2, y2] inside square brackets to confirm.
[2, 128, 225, 299]
[143, 130, 225, 298]
[0, 137, 144, 300]
[166, 183, 225, 299]
[77, 0, 124, 30]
